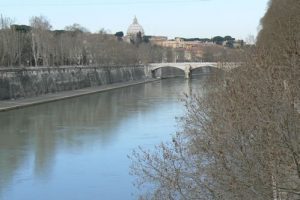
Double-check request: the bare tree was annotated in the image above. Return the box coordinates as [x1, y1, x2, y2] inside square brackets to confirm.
[130, 0, 300, 199]
[29, 16, 52, 66]
[0, 15, 168, 67]
[0, 15, 15, 66]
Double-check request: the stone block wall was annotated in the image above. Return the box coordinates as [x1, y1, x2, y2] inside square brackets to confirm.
[0, 65, 146, 100]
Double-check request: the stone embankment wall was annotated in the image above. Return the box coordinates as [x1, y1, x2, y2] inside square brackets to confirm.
[0, 65, 147, 100]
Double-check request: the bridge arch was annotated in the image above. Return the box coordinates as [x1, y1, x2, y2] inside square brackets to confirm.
[150, 65, 186, 78]
[151, 65, 186, 72]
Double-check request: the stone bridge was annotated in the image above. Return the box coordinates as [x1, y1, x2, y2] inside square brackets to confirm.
[147, 62, 239, 78]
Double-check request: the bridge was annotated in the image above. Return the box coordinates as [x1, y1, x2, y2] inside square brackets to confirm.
[147, 62, 239, 78]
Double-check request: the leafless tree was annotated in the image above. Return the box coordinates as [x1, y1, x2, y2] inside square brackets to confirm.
[0, 15, 174, 67]
[29, 16, 52, 66]
[130, 0, 300, 199]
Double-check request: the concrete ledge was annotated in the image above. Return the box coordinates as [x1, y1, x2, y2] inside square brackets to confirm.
[0, 78, 158, 112]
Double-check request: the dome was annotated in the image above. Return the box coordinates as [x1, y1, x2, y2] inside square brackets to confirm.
[127, 16, 145, 36]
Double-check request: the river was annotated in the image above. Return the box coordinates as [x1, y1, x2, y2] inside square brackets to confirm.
[0, 77, 208, 200]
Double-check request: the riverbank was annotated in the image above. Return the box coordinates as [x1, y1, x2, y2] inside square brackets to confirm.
[0, 65, 148, 100]
[0, 78, 158, 112]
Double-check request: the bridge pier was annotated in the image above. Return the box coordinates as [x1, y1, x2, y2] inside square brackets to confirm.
[184, 70, 191, 79]
[184, 65, 191, 79]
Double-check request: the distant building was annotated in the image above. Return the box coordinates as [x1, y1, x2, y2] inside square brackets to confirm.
[122, 17, 243, 61]
[233, 40, 244, 48]
[124, 16, 145, 43]
[148, 36, 168, 42]
[149, 37, 216, 60]
[127, 16, 145, 37]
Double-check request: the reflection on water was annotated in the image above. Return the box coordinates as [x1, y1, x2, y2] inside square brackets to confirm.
[0, 77, 208, 200]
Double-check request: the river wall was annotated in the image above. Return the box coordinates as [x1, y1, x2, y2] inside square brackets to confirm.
[0, 65, 147, 100]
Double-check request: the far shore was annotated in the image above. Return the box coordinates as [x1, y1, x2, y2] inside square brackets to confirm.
[0, 78, 158, 112]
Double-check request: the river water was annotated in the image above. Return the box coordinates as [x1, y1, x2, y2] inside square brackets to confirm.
[0, 77, 207, 200]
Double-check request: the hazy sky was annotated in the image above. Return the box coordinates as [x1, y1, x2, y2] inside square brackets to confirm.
[0, 0, 269, 40]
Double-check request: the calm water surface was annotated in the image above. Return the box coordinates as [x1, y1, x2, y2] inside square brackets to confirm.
[0, 77, 207, 200]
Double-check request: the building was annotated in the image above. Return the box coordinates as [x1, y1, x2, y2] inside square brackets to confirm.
[148, 36, 168, 43]
[124, 16, 145, 43]
[122, 17, 241, 61]
[150, 37, 216, 61]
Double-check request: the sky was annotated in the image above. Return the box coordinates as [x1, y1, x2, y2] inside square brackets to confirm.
[0, 0, 269, 40]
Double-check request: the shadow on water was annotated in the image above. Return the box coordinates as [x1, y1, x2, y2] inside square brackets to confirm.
[0, 77, 210, 200]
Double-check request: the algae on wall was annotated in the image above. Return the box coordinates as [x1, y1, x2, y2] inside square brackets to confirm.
[0, 66, 146, 100]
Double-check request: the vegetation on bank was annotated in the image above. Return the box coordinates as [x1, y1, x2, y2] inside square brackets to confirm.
[0, 15, 246, 67]
[0, 16, 166, 67]
[130, 0, 300, 199]
[177, 35, 243, 47]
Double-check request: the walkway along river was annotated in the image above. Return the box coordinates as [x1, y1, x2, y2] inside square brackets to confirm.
[0, 76, 209, 200]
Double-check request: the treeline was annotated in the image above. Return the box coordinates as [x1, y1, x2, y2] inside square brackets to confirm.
[178, 35, 244, 47]
[131, 0, 300, 199]
[0, 15, 164, 67]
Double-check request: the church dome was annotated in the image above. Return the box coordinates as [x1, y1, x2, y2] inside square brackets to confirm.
[127, 16, 145, 36]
